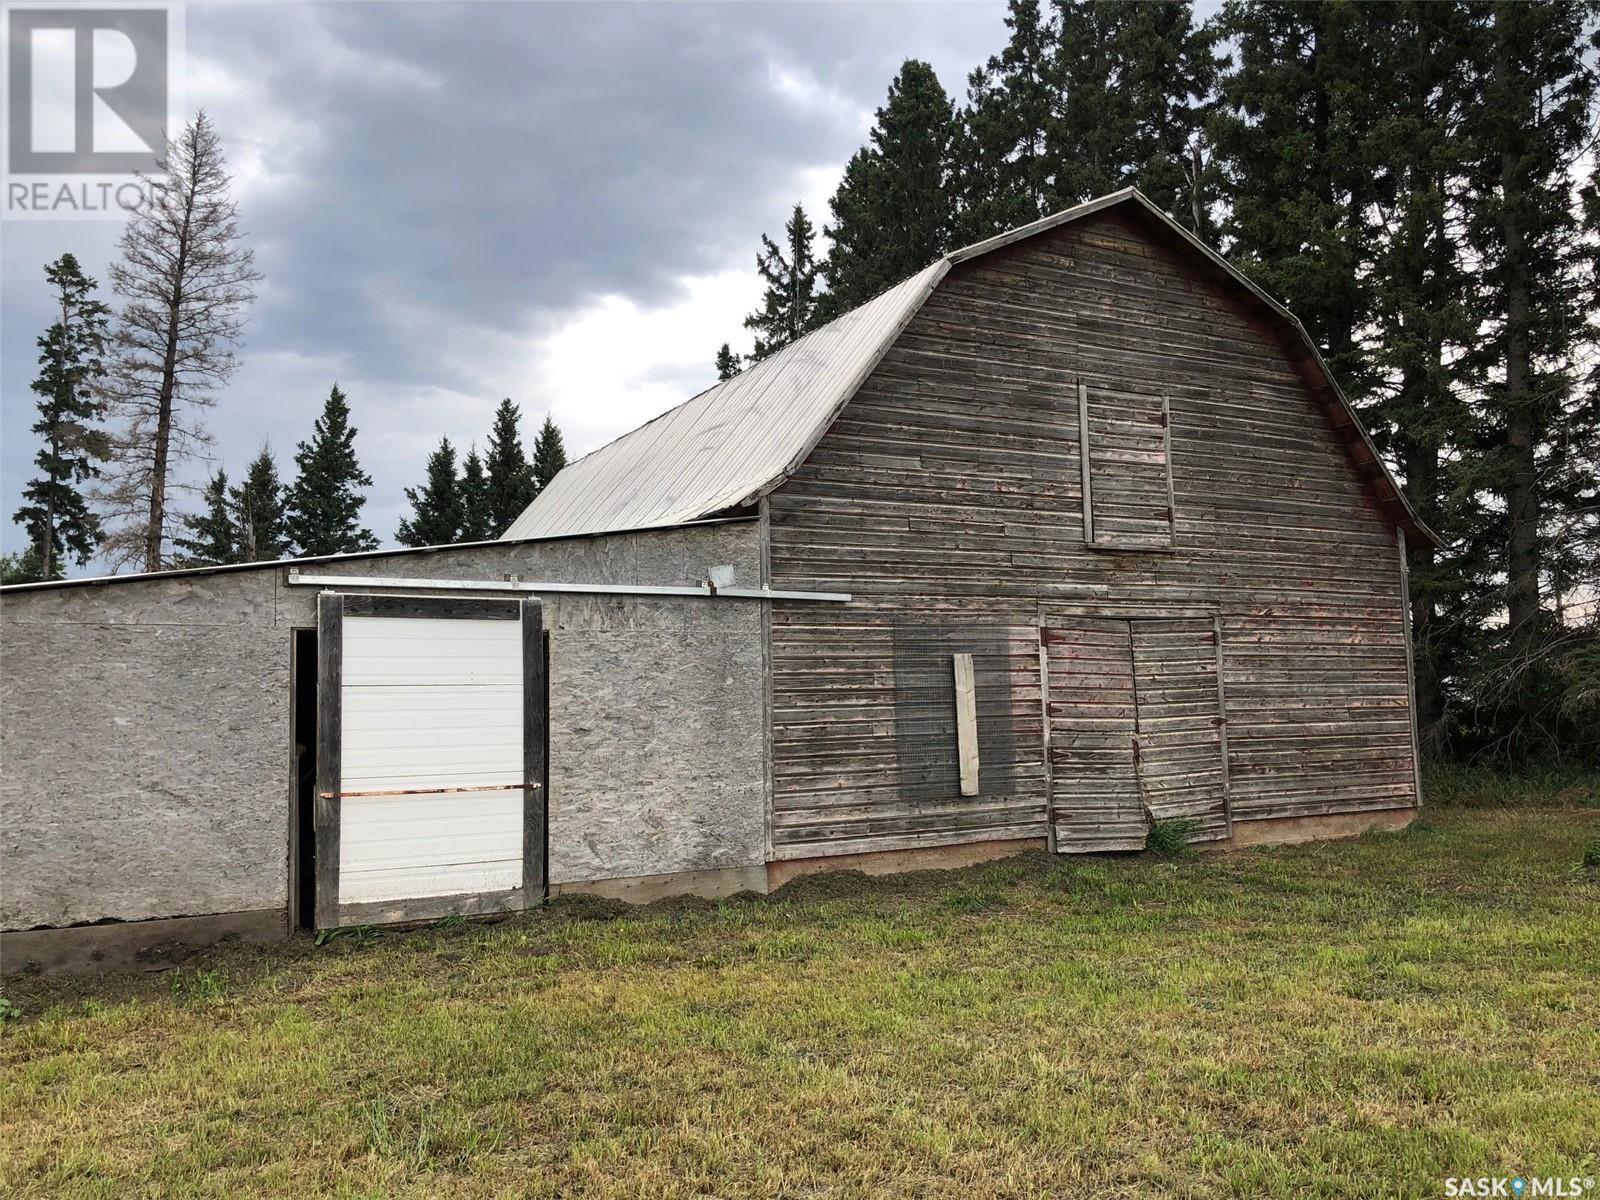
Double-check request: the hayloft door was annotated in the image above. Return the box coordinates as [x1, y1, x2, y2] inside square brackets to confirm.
[1043, 616, 1230, 852]
[313, 593, 547, 929]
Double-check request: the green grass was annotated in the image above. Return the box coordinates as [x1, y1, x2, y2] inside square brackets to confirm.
[1421, 759, 1600, 809]
[4, 806, 1598, 1199]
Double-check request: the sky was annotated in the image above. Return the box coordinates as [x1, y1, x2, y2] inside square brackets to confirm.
[1, 0, 1009, 568]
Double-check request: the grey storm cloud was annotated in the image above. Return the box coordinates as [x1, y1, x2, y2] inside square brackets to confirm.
[2, 1, 1004, 563]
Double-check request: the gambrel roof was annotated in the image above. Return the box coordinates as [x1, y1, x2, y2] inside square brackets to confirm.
[504, 190, 1437, 548]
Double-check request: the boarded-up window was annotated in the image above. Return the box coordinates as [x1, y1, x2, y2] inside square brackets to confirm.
[1079, 382, 1175, 549]
[891, 622, 1020, 802]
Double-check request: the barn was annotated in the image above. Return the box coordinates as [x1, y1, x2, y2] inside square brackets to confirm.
[0, 189, 1433, 971]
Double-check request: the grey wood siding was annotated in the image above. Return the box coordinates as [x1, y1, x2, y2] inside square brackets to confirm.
[765, 207, 1419, 861]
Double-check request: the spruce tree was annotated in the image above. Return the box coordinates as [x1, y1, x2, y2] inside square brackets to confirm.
[715, 344, 743, 381]
[396, 437, 464, 547]
[1047, 2, 1217, 224]
[14, 253, 112, 580]
[459, 444, 493, 542]
[952, 1, 1217, 243]
[954, 0, 1058, 242]
[822, 60, 957, 316]
[230, 446, 290, 562]
[1359, 1, 1484, 741]
[96, 111, 260, 571]
[0, 550, 47, 586]
[744, 204, 823, 361]
[173, 470, 237, 566]
[285, 385, 379, 556]
[531, 415, 568, 494]
[1459, 0, 1598, 696]
[483, 398, 535, 536]
[1210, 1, 1380, 398]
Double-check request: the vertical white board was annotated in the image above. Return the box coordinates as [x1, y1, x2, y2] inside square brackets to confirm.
[952, 652, 980, 797]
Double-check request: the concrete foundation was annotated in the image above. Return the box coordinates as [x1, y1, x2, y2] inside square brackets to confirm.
[767, 837, 1046, 890]
[0, 908, 287, 976]
[1215, 806, 1416, 849]
[550, 864, 768, 903]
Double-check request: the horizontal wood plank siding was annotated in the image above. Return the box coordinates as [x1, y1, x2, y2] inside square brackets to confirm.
[767, 208, 1418, 860]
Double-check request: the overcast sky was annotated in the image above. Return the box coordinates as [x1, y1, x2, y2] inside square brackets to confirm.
[1, 0, 1010, 568]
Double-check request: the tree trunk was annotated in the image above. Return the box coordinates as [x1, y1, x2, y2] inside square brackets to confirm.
[1400, 424, 1441, 735]
[1502, 232, 1539, 656]
[141, 170, 198, 574]
[1496, 15, 1540, 660]
[1308, 13, 1356, 380]
[143, 306, 180, 572]
[40, 471, 55, 579]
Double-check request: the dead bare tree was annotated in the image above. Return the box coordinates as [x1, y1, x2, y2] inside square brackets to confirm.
[96, 110, 260, 572]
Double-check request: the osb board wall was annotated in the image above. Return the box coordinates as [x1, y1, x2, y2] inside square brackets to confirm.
[0, 523, 765, 930]
[765, 207, 1416, 861]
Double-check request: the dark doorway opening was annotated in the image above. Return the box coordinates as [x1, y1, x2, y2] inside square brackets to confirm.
[291, 628, 319, 929]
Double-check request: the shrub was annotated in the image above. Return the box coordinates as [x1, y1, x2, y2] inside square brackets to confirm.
[1146, 818, 1198, 856]
[1583, 838, 1599, 870]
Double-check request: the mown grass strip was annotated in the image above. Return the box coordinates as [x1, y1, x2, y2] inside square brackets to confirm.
[2, 806, 1597, 1199]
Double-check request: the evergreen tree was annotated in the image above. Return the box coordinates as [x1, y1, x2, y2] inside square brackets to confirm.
[0, 549, 48, 586]
[459, 444, 493, 542]
[952, 1, 1217, 243]
[531, 415, 568, 494]
[483, 398, 536, 536]
[1456, 0, 1598, 746]
[230, 446, 291, 562]
[396, 437, 463, 547]
[744, 204, 823, 360]
[1210, 1, 1380, 399]
[715, 343, 743, 381]
[173, 469, 237, 566]
[822, 60, 957, 316]
[1358, 1, 1484, 744]
[286, 385, 379, 556]
[954, 0, 1058, 242]
[96, 111, 260, 571]
[1049, 1, 1218, 224]
[14, 253, 112, 580]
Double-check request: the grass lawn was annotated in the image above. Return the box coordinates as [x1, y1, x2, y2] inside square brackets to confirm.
[3, 804, 1598, 1199]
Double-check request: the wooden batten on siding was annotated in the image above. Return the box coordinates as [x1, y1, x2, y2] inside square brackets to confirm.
[764, 207, 1419, 861]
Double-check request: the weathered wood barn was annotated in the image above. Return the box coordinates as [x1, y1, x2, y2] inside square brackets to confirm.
[0, 190, 1432, 971]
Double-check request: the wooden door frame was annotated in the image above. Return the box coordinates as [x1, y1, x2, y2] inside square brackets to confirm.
[1038, 608, 1232, 847]
[1077, 381, 1180, 552]
[314, 592, 547, 929]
